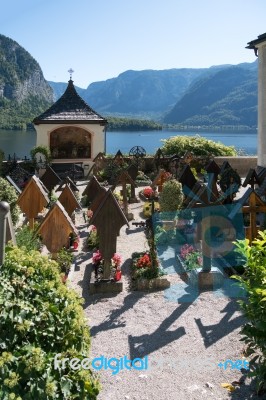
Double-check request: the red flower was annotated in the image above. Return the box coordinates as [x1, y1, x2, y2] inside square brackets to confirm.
[136, 253, 152, 268]
[112, 253, 122, 267]
[143, 187, 154, 199]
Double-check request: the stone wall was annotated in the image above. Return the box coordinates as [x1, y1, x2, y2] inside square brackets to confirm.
[213, 156, 258, 177]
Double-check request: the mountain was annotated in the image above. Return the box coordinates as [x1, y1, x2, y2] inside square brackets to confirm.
[48, 81, 86, 101]
[49, 62, 258, 127]
[163, 62, 258, 127]
[0, 34, 53, 129]
[50, 68, 210, 119]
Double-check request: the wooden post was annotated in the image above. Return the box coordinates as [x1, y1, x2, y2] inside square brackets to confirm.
[0, 201, 10, 265]
[29, 218, 34, 230]
[201, 209, 212, 272]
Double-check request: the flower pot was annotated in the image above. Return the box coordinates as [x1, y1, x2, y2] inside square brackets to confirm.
[114, 270, 122, 281]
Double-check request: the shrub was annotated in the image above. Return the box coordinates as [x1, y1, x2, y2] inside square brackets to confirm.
[0, 177, 20, 224]
[161, 135, 236, 156]
[0, 246, 100, 399]
[233, 233, 266, 395]
[30, 145, 52, 164]
[87, 226, 100, 249]
[56, 247, 74, 275]
[159, 178, 184, 212]
[15, 223, 41, 251]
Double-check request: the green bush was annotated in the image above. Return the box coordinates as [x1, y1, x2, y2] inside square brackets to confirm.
[56, 247, 74, 275]
[0, 246, 100, 399]
[0, 177, 20, 224]
[233, 233, 266, 395]
[161, 135, 237, 156]
[159, 179, 184, 212]
[87, 228, 100, 250]
[15, 223, 41, 251]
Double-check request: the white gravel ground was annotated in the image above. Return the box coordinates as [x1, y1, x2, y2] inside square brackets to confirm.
[68, 183, 261, 400]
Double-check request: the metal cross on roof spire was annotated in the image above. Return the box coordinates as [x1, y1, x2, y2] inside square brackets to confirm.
[68, 68, 74, 80]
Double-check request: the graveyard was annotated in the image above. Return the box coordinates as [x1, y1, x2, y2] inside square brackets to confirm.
[0, 145, 266, 400]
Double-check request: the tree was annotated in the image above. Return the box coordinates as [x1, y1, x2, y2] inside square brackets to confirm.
[161, 135, 237, 157]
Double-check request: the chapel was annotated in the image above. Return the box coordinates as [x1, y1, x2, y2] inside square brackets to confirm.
[33, 74, 107, 173]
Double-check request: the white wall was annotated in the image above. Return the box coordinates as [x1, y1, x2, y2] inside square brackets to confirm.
[34, 123, 106, 164]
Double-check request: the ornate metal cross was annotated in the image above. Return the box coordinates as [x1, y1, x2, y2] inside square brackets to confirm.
[68, 68, 74, 79]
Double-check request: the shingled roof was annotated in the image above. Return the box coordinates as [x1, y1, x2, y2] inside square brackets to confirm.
[246, 32, 266, 49]
[33, 79, 107, 125]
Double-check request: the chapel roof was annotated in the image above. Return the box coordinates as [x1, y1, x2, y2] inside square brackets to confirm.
[246, 33, 266, 49]
[33, 79, 107, 125]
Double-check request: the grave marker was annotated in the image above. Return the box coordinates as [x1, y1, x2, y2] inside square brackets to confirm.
[37, 201, 78, 254]
[17, 175, 49, 229]
[90, 189, 128, 281]
[40, 165, 61, 192]
[58, 184, 82, 216]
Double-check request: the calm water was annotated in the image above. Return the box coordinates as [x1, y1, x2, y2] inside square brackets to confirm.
[0, 128, 257, 158]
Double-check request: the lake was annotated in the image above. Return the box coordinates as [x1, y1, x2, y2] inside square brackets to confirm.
[0, 128, 257, 158]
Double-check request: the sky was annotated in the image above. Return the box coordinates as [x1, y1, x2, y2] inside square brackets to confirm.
[1, 0, 266, 88]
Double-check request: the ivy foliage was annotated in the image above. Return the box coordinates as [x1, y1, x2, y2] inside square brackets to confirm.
[161, 135, 237, 156]
[233, 233, 266, 395]
[15, 223, 41, 251]
[30, 145, 52, 164]
[0, 177, 20, 224]
[0, 246, 100, 399]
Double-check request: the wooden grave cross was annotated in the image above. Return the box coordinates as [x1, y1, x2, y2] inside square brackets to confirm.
[17, 175, 49, 229]
[151, 169, 169, 192]
[242, 168, 261, 191]
[37, 200, 78, 255]
[127, 163, 138, 181]
[82, 175, 105, 203]
[92, 152, 106, 177]
[113, 150, 124, 166]
[112, 170, 137, 217]
[90, 189, 129, 280]
[241, 189, 266, 242]
[178, 164, 198, 191]
[56, 176, 78, 193]
[40, 165, 61, 193]
[58, 184, 82, 217]
[185, 181, 223, 272]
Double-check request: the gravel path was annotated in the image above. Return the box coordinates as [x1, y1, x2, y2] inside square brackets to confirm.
[68, 183, 259, 400]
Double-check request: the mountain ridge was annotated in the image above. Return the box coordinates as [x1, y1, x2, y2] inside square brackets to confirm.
[49, 61, 258, 127]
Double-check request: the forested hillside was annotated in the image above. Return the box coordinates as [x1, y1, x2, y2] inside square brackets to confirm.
[163, 63, 257, 127]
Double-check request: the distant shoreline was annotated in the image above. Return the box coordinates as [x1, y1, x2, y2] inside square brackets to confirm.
[107, 125, 257, 133]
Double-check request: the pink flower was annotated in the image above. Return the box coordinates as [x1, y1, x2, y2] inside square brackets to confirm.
[197, 256, 203, 265]
[87, 209, 93, 218]
[89, 225, 97, 232]
[112, 253, 122, 267]
[93, 250, 102, 263]
[180, 244, 195, 260]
